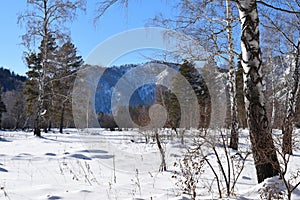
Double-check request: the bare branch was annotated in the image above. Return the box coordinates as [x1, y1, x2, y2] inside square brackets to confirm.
[94, 0, 128, 25]
[257, 0, 300, 14]
[260, 19, 297, 49]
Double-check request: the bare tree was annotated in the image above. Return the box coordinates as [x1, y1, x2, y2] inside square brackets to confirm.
[154, 129, 167, 171]
[18, 0, 86, 49]
[226, 0, 239, 150]
[282, 44, 300, 155]
[94, 0, 128, 24]
[277, 147, 300, 200]
[250, 1, 300, 156]
[261, 26, 282, 129]
[18, 0, 85, 136]
[260, 0, 300, 155]
[234, 0, 280, 183]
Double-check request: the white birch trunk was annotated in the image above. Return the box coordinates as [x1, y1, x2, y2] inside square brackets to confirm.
[236, 0, 279, 183]
[226, 0, 239, 150]
[282, 40, 300, 155]
[271, 65, 276, 128]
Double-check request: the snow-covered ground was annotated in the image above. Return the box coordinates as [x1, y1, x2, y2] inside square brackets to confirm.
[0, 129, 299, 199]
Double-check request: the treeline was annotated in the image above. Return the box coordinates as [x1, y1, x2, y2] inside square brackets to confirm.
[0, 36, 82, 132]
[1, 48, 300, 133]
[0, 68, 26, 129]
[0, 67, 26, 92]
[97, 57, 300, 132]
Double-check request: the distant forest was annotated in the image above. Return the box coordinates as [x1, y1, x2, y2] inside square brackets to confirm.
[0, 67, 26, 92]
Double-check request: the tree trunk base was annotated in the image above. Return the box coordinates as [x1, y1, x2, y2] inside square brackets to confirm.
[256, 162, 279, 183]
[34, 128, 41, 137]
[282, 123, 293, 155]
[229, 134, 238, 150]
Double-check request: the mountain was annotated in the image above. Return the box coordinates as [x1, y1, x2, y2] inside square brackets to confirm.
[0, 67, 27, 92]
[95, 62, 180, 114]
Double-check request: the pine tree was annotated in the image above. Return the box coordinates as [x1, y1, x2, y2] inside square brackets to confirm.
[40, 35, 59, 132]
[166, 60, 210, 129]
[52, 40, 83, 133]
[24, 52, 42, 133]
[165, 89, 180, 129]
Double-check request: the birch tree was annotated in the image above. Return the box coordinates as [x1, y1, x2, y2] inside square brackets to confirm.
[234, 0, 280, 183]
[18, 0, 85, 136]
[282, 46, 300, 155]
[226, 0, 239, 150]
[260, 0, 300, 155]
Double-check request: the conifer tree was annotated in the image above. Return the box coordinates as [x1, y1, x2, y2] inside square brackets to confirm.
[40, 35, 59, 132]
[166, 61, 210, 129]
[24, 52, 42, 133]
[52, 40, 83, 133]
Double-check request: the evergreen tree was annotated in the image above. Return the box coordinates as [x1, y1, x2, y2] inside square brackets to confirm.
[52, 40, 83, 133]
[40, 35, 59, 132]
[24, 52, 42, 131]
[166, 60, 210, 129]
[165, 89, 180, 129]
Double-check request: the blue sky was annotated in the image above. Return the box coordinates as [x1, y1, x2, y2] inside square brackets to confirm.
[0, 0, 177, 75]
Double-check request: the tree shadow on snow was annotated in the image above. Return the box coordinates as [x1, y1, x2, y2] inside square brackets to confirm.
[91, 154, 114, 159]
[47, 195, 62, 200]
[68, 153, 92, 160]
[45, 153, 57, 156]
[77, 149, 114, 159]
[0, 137, 12, 142]
[0, 167, 8, 172]
[292, 186, 300, 197]
[38, 136, 72, 143]
[78, 149, 108, 154]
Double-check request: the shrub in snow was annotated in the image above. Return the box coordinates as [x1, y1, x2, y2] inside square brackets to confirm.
[258, 177, 287, 200]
